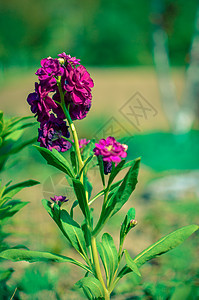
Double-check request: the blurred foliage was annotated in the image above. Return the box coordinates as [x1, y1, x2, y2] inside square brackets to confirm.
[126, 131, 199, 171]
[0, 0, 198, 67]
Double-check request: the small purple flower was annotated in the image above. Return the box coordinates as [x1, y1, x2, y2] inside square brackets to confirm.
[58, 52, 81, 66]
[50, 195, 68, 206]
[38, 114, 71, 152]
[79, 138, 90, 148]
[93, 136, 128, 174]
[27, 83, 57, 122]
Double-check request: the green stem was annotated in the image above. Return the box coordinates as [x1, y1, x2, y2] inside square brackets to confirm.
[91, 236, 110, 300]
[57, 79, 84, 177]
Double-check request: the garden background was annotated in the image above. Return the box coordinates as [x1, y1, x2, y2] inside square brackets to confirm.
[0, 0, 199, 299]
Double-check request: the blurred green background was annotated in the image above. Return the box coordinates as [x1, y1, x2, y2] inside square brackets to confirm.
[0, 0, 199, 299]
[0, 0, 198, 68]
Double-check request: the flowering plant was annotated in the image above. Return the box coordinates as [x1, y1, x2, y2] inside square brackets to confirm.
[0, 53, 198, 300]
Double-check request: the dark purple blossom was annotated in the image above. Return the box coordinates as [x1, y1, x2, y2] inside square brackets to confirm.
[58, 52, 81, 66]
[35, 57, 64, 91]
[93, 136, 128, 174]
[103, 161, 113, 175]
[38, 114, 71, 152]
[50, 195, 68, 206]
[27, 83, 58, 122]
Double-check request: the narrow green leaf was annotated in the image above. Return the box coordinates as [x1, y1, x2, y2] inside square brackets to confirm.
[88, 179, 122, 206]
[35, 145, 75, 178]
[79, 155, 94, 178]
[75, 277, 105, 299]
[72, 178, 90, 222]
[70, 150, 77, 174]
[108, 159, 126, 187]
[118, 224, 199, 279]
[0, 268, 14, 282]
[97, 242, 110, 285]
[0, 201, 28, 221]
[97, 155, 105, 187]
[0, 249, 91, 273]
[9, 138, 37, 154]
[120, 207, 136, 244]
[70, 200, 78, 218]
[124, 250, 141, 277]
[107, 158, 140, 216]
[60, 209, 87, 257]
[84, 175, 93, 200]
[134, 224, 199, 267]
[101, 233, 118, 286]
[3, 180, 40, 198]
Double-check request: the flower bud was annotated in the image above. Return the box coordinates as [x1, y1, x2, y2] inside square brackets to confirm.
[58, 57, 65, 65]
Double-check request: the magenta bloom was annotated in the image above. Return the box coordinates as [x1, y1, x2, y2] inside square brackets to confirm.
[38, 115, 71, 152]
[35, 57, 64, 91]
[93, 136, 128, 174]
[65, 64, 94, 105]
[79, 138, 90, 148]
[58, 52, 81, 66]
[50, 195, 68, 206]
[27, 83, 57, 122]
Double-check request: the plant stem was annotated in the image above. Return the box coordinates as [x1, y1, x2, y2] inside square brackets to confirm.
[57, 79, 84, 177]
[91, 236, 110, 300]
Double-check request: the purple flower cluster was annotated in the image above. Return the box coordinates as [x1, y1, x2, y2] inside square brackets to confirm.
[93, 136, 128, 174]
[27, 53, 94, 151]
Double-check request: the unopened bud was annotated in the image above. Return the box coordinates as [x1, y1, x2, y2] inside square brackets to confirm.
[122, 144, 128, 151]
[130, 219, 137, 227]
[58, 57, 65, 64]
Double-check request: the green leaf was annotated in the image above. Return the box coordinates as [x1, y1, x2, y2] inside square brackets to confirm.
[108, 159, 126, 187]
[72, 178, 91, 222]
[84, 175, 93, 200]
[0, 268, 14, 282]
[80, 155, 94, 178]
[0, 201, 28, 221]
[107, 158, 140, 216]
[97, 155, 105, 187]
[99, 233, 118, 286]
[118, 224, 199, 279]
[70, 150, 77, 174]
[60, 209, 87, 258]
[35, 146, 75, 178]
[75, 277, 105, 299]
[42, 199, 60, 225]
[0, 249, 91, 273]
[124, 250, 141, 277]
[8, 137, 37, 154]
[133, 224, 199, 267]
[97, 242, 110, 285]
[3, 180, 40, 198]
[70, 200, 78, 218]
[120, 208, 136, 243]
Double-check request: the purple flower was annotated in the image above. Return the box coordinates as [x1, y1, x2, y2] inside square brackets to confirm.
[65, 65, 94, 105]
[103, 161, 113, 175]
[50, 195, 68, 206]
[79, 138, 90, 148]
[38, 114, 71, 152]
[93, 136, 128, 174]
[58, 52, 81, 66]
[35, 57, 64, 90]
[27, 83, 58, 122]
